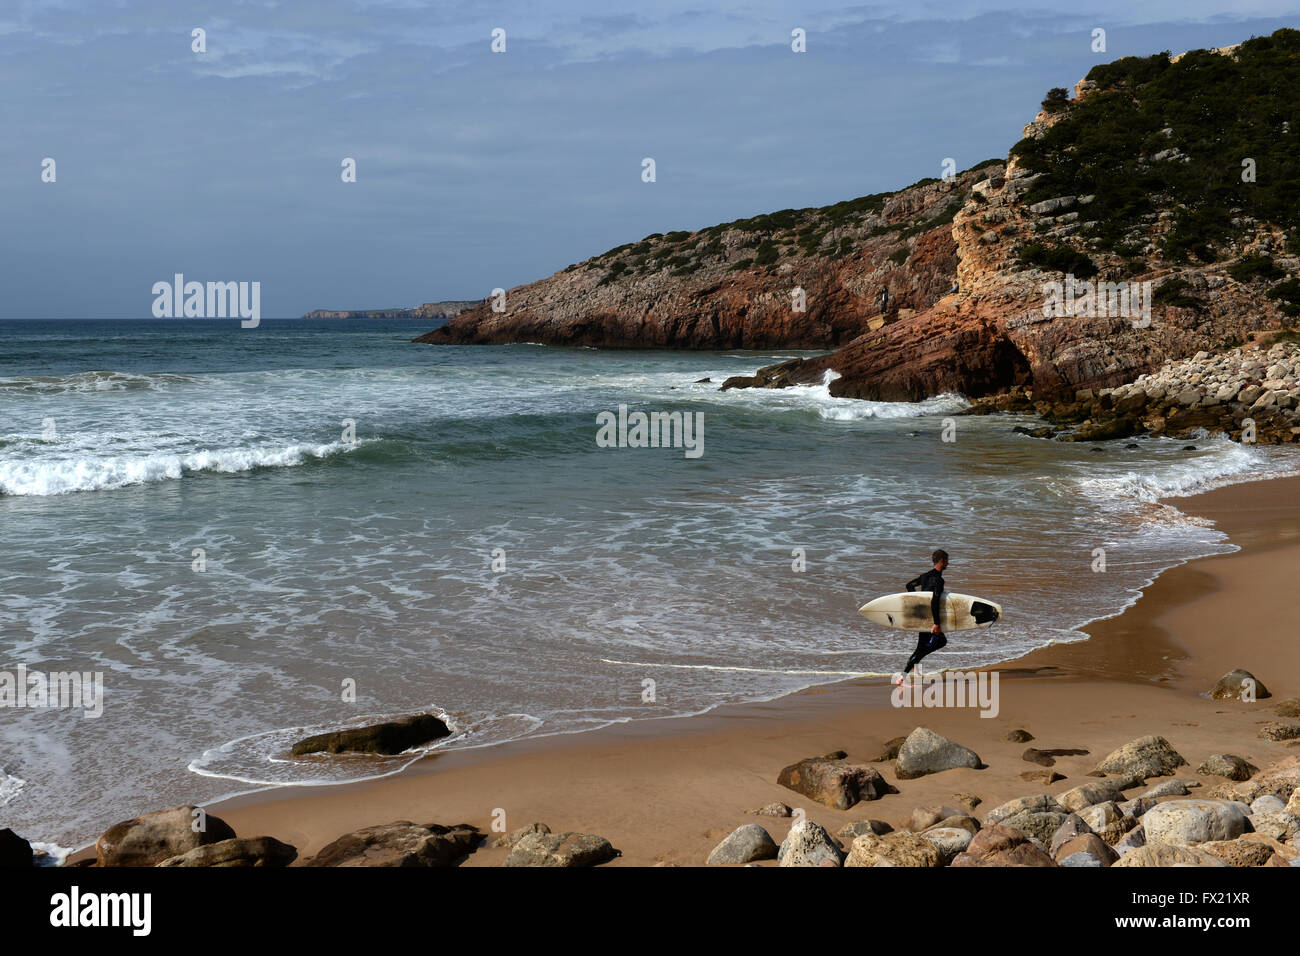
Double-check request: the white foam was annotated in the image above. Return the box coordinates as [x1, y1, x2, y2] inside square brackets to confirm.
[0, 767, 26, 805]
[0, 440, 361, 496]
[1075, 437, 1297, 504]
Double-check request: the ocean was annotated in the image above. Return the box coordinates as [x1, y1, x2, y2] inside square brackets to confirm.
[1, 318, 1295, 851]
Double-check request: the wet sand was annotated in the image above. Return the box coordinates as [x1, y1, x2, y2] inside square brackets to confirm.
[82, 475, 1300, 865]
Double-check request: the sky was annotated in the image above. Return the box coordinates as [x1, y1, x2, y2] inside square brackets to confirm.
[2, 1, 1298, 318]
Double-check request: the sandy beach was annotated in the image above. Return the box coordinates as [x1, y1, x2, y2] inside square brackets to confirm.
[114, 472, 1298, 867]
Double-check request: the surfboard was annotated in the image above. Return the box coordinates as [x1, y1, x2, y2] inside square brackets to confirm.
[858, 592, 1001, 632]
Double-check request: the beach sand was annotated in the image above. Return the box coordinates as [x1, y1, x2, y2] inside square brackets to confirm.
[90, 475, 1300, 866]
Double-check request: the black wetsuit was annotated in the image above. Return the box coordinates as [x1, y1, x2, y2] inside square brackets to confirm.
[902, 567, 947, 673]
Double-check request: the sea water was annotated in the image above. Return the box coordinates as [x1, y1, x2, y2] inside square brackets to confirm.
[1, 318, 1295, 847]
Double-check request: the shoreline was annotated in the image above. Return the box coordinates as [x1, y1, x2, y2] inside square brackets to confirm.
[83, 469, 1294, 867]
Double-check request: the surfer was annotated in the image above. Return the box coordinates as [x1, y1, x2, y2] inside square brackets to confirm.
[896, 549, 949, 683]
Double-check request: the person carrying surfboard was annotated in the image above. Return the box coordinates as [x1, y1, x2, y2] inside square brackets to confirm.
[896, 549, 949, 684]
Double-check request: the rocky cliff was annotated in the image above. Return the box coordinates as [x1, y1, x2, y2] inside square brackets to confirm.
[414, 165, 999, 350]
[304, 301, 477, 320]
[415, 29, 1300, 412]
[718, 31, 1300, 401]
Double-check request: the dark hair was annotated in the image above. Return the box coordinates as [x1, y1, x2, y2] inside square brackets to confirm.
[932, 549, 949, 564]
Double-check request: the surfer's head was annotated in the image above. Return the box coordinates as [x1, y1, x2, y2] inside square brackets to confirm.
[932, 549, 949, 571]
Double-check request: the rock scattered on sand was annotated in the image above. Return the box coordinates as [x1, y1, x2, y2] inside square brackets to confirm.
[749, 802, 792, 817]
[837, 820, 893, 840]
[158, 836, 297, 867]
[1275, 698, 1300, 718]
[1207, 755, 1300, 803]
[1259, 721, 1300, 741]
[1092, 735, 1187, 780]
[919, 827, 974, 865]
[1000, 811, 1068, 845]
[777, 754, 897, 809]
[1055, 833, 1117, 866]
[1113, 844, 1230, 867]
[1198, 754, 1259, 780]
[493, 822, 550, 848]
[1020, 769, 1065, 784]
[1003, 729, 1034, 743]
[290, 713, 451, 757]
[1059, 780, 1128, 813]
[96, 805, 237, 867]
[310, 821, 479, 867]
[846, 831, 943, 868]
[707, 824, 778, 865]
[1210, 669, 1271, 701]
[951, 824, 1057, 867]
[909, 804, 965, 831]
[985, 793, 1064, 825]
[895, 727, 982, 779]
[1142, 799, 1250, 846]
[778, 819, 844, 868]
[1023, 747, 1088, 767]
[504, 831, 617, 867]
[872, 737, 908, 762]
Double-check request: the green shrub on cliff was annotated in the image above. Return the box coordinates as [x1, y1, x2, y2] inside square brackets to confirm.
[1229, 254, 1287, 282]
[1012, 28, 1300, 263]
[1015, 240, 1098, 278]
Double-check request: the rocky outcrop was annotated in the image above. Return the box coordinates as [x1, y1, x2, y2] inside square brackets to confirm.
[290, 713, 451, 757]
[0, 829, 34, 868]
[304, 301, 477, 320]
[417, 168, 994, 350]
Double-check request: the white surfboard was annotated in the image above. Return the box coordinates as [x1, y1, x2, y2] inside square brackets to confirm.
[858, 591, 1001, 632]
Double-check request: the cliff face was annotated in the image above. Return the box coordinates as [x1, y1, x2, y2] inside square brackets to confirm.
[414, 166, 998, 350]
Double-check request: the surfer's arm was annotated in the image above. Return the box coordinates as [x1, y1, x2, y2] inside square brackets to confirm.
[930, 575, 944, 632]
[905, 574, 922, 592]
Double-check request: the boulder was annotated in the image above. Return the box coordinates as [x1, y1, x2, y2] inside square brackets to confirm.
[1197, 754, 1258, 780]
[1197, 840, 1276, 867]
[750, 803, 792, 817]
[909, 804, 965, 832]
[1000, 811, 1068, 845]
[837, 820, 893, 841]
[1003, 729, 1035, 743]
[1049, 814, 1094, 856]
[706, 824, 778, 865]
[1249, 809, 1300, 842]
[1113, 845, 1230, 867]
[1092, 735, 1187, 780]
[1114, 824, 1146, 856]
[1140, 778, 1199, 799]
[157, 836, 297, 867]
[919, 827, 974, 865]
[291, 713, 451, 756]
[985, 793, 1063, 825]
[0, 829, 34, 868]
[1059, 780, 1127, 813]
[778, 819, 844, 868]
[894, 727, 982, 779]
[1143, 799, 1250, 846]
[1079, 801, 1136, 844]
[1210, 669, 1270, 701]
[493, 822, 551, 848]
[96, 805, 237, 867]
[1059, 851, 1106, 867]
[1259, 722, 1300, 741]
[503, 831, 616, 867]
[777, 755, 897, 809]
[846, 832, 943, 868]
[1055, 833, 1117, 865]
[1208, 756, 1300, 804]
[950, 824, 1057, 867]
[312, 821, 480, 867]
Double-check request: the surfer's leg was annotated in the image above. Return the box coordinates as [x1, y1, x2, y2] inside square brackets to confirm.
[913, 631, 947, 668]
[901, 632, 928, 674]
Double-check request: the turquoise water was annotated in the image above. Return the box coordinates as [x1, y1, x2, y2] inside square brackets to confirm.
[1, 318, 1294, 848]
